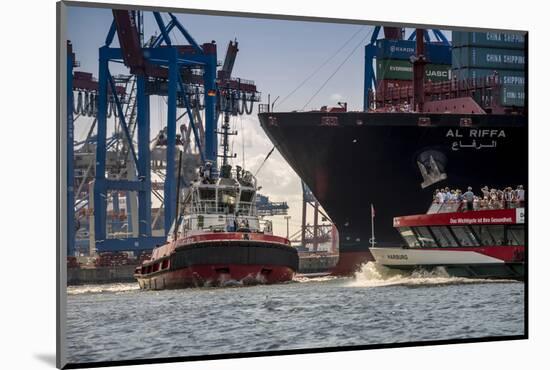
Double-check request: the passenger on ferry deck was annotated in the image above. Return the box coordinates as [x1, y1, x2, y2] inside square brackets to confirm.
[456, 189, 464, 204]
[450, 189, 458, 202]
[433, 189, 440, 203]
[497, 188, 504, 202]
[515, 185, 525, 206]
[490, 189, 505, 209]
[444, 187, 451, 202]
[504, 187, 514, 208]
[464, 187, 475, 211]
[436, 189, 445, 204]
[481, 186, 490, 200]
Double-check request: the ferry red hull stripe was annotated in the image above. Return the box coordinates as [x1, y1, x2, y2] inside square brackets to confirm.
[394, 208, 524, 227]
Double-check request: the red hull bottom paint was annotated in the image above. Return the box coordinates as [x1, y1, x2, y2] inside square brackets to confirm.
[331, 251, 374, 276]
[136, 264, 295, 290]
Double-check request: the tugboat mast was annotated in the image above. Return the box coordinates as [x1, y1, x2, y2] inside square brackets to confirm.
[218, 88, 237, 176]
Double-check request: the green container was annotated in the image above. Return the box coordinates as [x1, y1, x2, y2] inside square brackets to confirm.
[452, 31, 525, 50]
[500, 85, 525, 107]
[453, 47, 525, 70]
[376, 59, 451, 82]
[451, 68, 525, 85]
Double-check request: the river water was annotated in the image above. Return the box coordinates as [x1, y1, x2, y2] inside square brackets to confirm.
[66, 262, 525, 364]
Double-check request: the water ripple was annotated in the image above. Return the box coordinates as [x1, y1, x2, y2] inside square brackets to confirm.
[66, 263, 524, 364]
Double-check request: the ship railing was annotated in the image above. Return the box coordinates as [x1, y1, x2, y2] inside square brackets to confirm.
[473, 199, 525, 211]
[428, 199, 525, 213]
[190, 202, 257, 216]
[427, 202, 462, 214]
[236, 202, 255, 216]
[223, 214, 261, 232]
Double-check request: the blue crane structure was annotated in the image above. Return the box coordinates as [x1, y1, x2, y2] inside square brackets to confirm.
[66, 10, 259, 256]
[363, 26, 450, 110]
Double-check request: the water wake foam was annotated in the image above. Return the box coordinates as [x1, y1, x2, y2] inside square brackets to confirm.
[348, 262, 514, 288]
[293, 274, 341, 284]
[67, 282, 140, 295]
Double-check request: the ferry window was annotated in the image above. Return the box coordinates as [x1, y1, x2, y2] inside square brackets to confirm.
[450, 226, 479, 247]
[486, 225, 506, 245]
[430, 226, 458, 247]
[507, 225, 524, 246]
[398, 227, 420, 247]
[471, 225, 495, 246]
[414, 226, 438, 247]
[240, 190, 254, 203]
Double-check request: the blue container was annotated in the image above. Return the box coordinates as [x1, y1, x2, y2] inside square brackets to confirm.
[452, 31, 525, 50]
[376, 39, 452, 64]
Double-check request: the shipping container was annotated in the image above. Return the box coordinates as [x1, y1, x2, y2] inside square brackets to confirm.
[452, 31, 525, 50]
[451, 68, 525, 85]
[376, 59, 451, 81]
[376, 79, 413, 93]
[500, 85, 525, 107]
[452, 47, 525, 70]
[73, 71, 93, 80]
[376, 39, 452, 64]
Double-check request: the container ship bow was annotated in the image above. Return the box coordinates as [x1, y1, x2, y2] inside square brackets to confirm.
[258, 28, 527, 275]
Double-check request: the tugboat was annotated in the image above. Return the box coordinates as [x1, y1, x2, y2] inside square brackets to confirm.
[135, 107, 298, 290]
[369, 199, 525, 279]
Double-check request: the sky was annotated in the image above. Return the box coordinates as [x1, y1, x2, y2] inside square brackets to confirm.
[67, 5, 451, 240]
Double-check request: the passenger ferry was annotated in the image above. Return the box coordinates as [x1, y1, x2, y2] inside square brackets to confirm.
[369, 201, 525, 279]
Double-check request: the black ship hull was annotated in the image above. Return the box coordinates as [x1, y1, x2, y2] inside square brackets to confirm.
[258, 112, 527, 274]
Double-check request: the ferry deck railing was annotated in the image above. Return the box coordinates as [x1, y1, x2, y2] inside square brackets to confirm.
[428, 199, 525, 214]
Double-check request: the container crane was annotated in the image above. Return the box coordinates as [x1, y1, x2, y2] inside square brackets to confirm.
[67, 10, 261, 256]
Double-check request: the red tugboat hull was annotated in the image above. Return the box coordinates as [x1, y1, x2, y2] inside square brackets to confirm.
[136, 264, 295, 290]
[134, 232, 299, 290]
